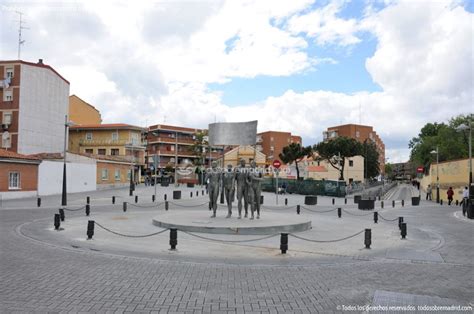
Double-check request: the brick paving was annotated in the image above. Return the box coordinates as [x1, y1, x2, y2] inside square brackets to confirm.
[0, 185, 473, 313]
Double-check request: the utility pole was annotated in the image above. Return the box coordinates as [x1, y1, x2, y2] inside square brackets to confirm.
[16, 11, 28, 59]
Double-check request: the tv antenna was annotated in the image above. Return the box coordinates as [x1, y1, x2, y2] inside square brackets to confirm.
[16, 11, 29, 59]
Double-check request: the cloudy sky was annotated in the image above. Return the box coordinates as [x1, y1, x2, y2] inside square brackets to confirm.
[0, 0, 472, 162]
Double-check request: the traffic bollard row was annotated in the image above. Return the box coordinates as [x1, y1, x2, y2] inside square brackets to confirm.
[440, 199, 443, 205]
[337, 208, 342, 218]
[365, 229, 371, 249]
[170, 228, 177, 250]
[190, 192, 193, 198]
[86, 196, 90, 205]
[392, 200, 395, 208]
[123, 202, 127, 212]
[85, 204, 90, 216]
[374, 212, 378, 224]
[152, 195, 155, 202]
[344, 198, 347, 204]
[381, 201, 384, 209]
[296, 205, 300, 215]
[280, 233, 288, 254]
[135, 195, 138, 203]
[332, 198, 335, 205]
[87, 220, 94, 240]
[398, 217, 404, 230]
[401, 200, 404, 207]
[165, 201, 169, 211]
[164, 194, 167, 201]
[285, 198, 288, 206]
[112, 196, 116, 204]
[37, 197, 41, 207]
[54, 214, 60, 230]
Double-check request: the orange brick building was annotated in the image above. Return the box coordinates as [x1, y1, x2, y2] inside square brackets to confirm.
[323, 124, 385, 174]
[256, 131, 302, 165]
[0, 149, 41, 198]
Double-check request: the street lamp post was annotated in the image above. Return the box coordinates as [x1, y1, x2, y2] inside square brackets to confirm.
[431, 146, 440, 203]
[456, 121, 472, 199]
[61, 115, 74, 206]
[128, 145, 135, 196]
[174, 131, 178, 187]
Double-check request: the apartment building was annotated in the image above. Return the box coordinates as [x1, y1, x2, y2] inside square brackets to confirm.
[146, 124, 223, 171]
[0, 59, 70, 154]
[69, 95, 102, 125]
[323, 124, 386, 174]
[256, 131, 302, 164]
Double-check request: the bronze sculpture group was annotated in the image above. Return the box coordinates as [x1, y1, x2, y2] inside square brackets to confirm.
[206, 159, 262, 219]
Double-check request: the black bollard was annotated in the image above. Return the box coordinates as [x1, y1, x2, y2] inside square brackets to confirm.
[169, 228, 177, 250]
[392, 200, 395, 208]
[85, 204, 90, 216]
[365, 229, 371, 249]
[87, 220, 94, 240]
[135, 195, 138, 203]
[164, 194, 167, 201]
[152, 195, 155, 202]
[86, 196, 90, 205]
[378, 195, 381, 201]
[59, 208, 65, 222]
[398, 217, 404, 230]
[332, 198, 335, 205]
[37, 197, 41, 207]
[112, 196, 115, 204]
[381, 201, 384, 209]
[344, 198, 347, 204]
[123, 202, 127, 212]
[337, 207, 342, 218]
[165, 201, 169, 211]
[374, 212, 378, 224]
[401, 199, 404, 207]
[440, 199, 443, 205]
[455, 200, 459, 206]
[196, 191, 199, 196]
[285, 198, 288, 206]
[202, 190, 204, 195]
[220, 191, 224, 204]
[401, 222, 407, 239]
[190, 192, 193, 198]
[280, 233, 288, 254]
[296, 205, 301, 215]
[54, 214, 60, 230]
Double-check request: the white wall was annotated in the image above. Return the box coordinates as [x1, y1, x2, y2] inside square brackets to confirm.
[18, 64, 69, 154]
[0, 191, 37, 200]
[38, 160, 96, 196]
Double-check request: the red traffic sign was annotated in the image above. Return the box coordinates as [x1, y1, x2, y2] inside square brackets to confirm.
[416, 166, 424, 173]
[273, 160, 282, 169]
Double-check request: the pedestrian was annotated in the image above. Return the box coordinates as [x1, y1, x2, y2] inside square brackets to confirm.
[426, 184, 432, 200]
[460, 186, 469, 215]
[447, 187, 454, 205]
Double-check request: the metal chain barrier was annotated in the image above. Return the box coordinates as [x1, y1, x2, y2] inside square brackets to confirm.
[301, 206, 337, 213]
[260, 205, 298, 210]
[341, 208, 373, 216]
[378, 213, 399, 222]
[127, 202, 166, 209]
[169, 201, 209, 208]
[289, 229, 365, 243]
[94, 222, 169, 238]
[181, 230, 280, 243]
[62, 205, 87, 211]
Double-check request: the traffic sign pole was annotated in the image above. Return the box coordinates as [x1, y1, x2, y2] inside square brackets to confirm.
[272, 160, 282, 205]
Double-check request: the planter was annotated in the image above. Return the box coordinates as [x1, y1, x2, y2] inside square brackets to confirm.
[354, 195, 361, 204]
[304, 196, 317, 205]
[411, 196, 420, 206]
[358, 199, 375, 210]
[173, 191, 181, 200]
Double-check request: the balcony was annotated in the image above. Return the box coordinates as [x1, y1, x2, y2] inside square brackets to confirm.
[147, 136, 195, 145]
[79, 139, 145, 149]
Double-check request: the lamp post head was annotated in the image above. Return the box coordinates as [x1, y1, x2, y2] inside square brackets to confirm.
[455, 124, 469, 132]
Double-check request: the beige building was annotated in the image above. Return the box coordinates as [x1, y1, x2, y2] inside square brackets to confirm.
[69, 95, 102, 125]
[217, 145, 266, 168]
[420, 157, 473, 202]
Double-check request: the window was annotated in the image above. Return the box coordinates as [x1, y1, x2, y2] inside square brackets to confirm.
[270, 137, 274, 142]
[270, 146, 274, 152]
[355, 131, 360, 138]
[131, 133, 140, 145]
[114, 169, 120, 181]
[85, 149, 93, 154]
[6, 68, 14, 78]
[349, 160, 354, 167]
[127, 169, 131, 180]
[111, 148, 119, 156]
[8, 172, 20, 189]
[111, 132, 118, 141]
[101, 169, 109, 180]
[3, 90, 13, 101]
[85, 132, 93, 140]
[98, 149, 106, 155]
[2, 112, 12, 125]
[369, 132, 373, 140]
[2, 131, 11, 148]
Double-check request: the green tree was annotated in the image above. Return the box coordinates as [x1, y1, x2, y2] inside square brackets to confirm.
[314, 137, 363, 180]
[279, 143, 312, 180]
[409, 114, 471, 170]
[190, 130, 208, 166]
[362, 140, 380, 179]
[385, 163, 393, 179]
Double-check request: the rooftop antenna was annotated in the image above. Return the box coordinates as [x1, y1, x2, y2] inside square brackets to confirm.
[16, 11, 29, 59]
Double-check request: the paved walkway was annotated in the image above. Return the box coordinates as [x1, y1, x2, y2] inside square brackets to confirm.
[1, 184, 472, 313]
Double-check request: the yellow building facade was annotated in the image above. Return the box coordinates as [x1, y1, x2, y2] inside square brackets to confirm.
[69, 95, 102, 125]
[217, 145, 266, 168]
[68, 124, 146, 166]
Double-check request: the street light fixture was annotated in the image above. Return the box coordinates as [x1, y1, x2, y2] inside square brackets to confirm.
[61, 115, 75, 206]
[430, 146, 440, 203]
[456, 121, 472, 200]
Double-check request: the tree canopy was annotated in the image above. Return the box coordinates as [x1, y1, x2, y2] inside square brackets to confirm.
[362, 140, 380, 179]
[279, 143, 312, 180]
[313, 137, 363, 180]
